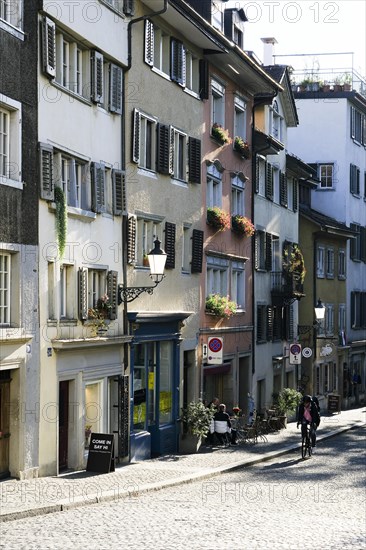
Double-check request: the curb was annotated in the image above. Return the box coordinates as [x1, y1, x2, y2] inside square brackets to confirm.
[0, 423, 363, 523]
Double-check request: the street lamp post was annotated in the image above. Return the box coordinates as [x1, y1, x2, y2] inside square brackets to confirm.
[298, 299, 325, 394]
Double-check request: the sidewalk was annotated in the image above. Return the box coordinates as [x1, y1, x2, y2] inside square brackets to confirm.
[0, 406, 365, 523]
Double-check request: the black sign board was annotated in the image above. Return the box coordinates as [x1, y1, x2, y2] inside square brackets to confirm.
[327, 394, 341, 413]
[86, 433, 115, 473]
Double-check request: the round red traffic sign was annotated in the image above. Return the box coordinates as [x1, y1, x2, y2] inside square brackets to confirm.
[290, 343, 301, 355]
[208, 338, 222, 353]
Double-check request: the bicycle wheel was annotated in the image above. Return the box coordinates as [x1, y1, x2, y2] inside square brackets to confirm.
[307, 437, 312, 457]
[301, 436, 307, 459]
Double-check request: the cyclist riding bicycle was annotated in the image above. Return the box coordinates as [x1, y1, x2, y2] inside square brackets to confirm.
[297, 395, 320, 447]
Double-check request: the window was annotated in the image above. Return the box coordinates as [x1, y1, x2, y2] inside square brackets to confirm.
[331, 362, 337, 392]
[0, 96, 22, 189]
[153, 25, 170, 75]
[103, 0, 131, 14]
[325, 303, 334, 335]
[172, 128, 187, 181]
[269, 100, 282, 141]
[234, 96, 247, 141]
[231, 261, 245, 310]
[79, 268, 118, 321]
[55, 32, 89, 97]
[326, 247, 335, 278]
[350, 106, 366, 145]
[231, 174, 245, 216]
[350, 223, 361, 261]
[54, 154, 88, 209]
[350, 164, 360, 195]
[185, 50, 199, 94]
[206, 256, 229, 296]
[338, 249, 346, 279]
[212, 3, 223, 31]
[48, 261, 56, 320]
[323, 364, 329, 393]
[318, 164, 334, 189]
[316, 245, 325, 278]
[136, 217, 163, 266]
[350, 291, 366, 329]
[206, 164, 223, 208]
[60, 264, 74, 319]
[338, 304, 346, 333]
[0, 0, 23, 31]
[273, 166, 280, 204]
[256, 157, 266, 196]
[211, 79, 225, 127]
[0, 253, 10, 325]
[132, 109, 157, 171]
[233, 26, 243, 48]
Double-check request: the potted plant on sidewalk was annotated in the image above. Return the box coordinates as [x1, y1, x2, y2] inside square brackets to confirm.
[179, 401, 215, 453]
[274, 388, 302, 428]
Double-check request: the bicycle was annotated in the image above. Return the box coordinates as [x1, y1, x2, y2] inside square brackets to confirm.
[300, 422, 314, 459]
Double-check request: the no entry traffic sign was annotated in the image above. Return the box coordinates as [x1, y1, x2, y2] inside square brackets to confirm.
[207, 337, 223, 364]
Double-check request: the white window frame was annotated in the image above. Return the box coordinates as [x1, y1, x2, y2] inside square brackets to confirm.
[185, 50, 199, 95]
[0, 95, 22, 189]
[234, 95, 247, 141]
[206, 255, 229, 297]
[318, 164, 334, 189]
[88, 269, 107, 309]
[269, 100, 282, 141]
[316, 245, 325, 278]
[338, 248, 346, 279]
[326, 247, 335, 279]
[231, 174, 245, 216]
[338, 303, 346, 333]
[172, 128, 188, 182]
[136, 217, 163, 266]
[55, 32, 89, 98]
[232, 260, 245, 310]
[153, 25, 170, 76]
[0, 0, 23, 33]
[211, 79, 225, 128]
[60, 263, 74, 320]
[257, 156, 266, 196]
[0, 252, 10, 325]
[206, 164, 222, 208]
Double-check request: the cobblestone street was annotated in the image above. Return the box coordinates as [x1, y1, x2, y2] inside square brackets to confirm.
[1, 426, 365, 550]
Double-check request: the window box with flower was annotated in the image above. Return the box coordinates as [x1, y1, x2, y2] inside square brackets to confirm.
[207, 207, 230, 232]
[231, 215, 255, 237]
[211, 123, 232, 145]
[205, 294, 237, 318]
[234, 136, 250, 159]
[87, 294, 112, 336]
[283, 244, 306, 284]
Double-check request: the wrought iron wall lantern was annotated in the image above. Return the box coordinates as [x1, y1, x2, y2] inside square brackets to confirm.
[298, 299, 325, 335]
[118, 239, 167, 304]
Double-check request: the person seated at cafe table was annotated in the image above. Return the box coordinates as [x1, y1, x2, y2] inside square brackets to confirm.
[214, 404, 238, 446]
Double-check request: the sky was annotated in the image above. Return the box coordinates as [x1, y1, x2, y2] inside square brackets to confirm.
[226, 0, 366, 78]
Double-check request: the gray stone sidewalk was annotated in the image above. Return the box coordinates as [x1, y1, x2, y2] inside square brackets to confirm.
[0, 406, 365, 523]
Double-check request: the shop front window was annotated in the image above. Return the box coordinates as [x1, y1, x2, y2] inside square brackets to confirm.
[159, 342, 173, 424]
[84, 382, 101, 449]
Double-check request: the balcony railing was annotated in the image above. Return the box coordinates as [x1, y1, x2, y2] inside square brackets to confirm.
[271, 271, 305, 306]
[291, 67, 366, 97]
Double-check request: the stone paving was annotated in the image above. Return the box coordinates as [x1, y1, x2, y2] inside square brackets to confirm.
[0, 406, 365, 522]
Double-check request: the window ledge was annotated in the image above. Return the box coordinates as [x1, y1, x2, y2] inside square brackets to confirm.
[0, 327, 33, 343]
[0, 19, 24, 40]
[52, 82, 92, 106]
[48, 202, 96, 221]
[0, 177, 23, 190]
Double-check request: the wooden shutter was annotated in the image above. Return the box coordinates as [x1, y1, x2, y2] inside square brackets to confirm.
[265, 162, 273, 200]
[91, 51, 104, 103]
[78, 267, 88, 321]
[199, 59, 209, 99]
[164, 222, 176, 269]
[112, 169, 126, 215]
[360, 226, 366, 263]
[123, 0, 134, 16]
[91, 163, 105, 213]
[157, 124, 171, 174]
[42, 17, 56, 78]
[132, 108, 140, 163]
[254, 233, 259, 270]
[280, 171, 288, 207]
[256, 305, 264, 341]
[188, 137, 201, 183]
[191, 229, 204, 273]
[350, 223, 357, 260]
[144, 20, 154, 66]
[107, 270, 118, 320]
[265, 233, 272, 271]
[171, 39, 185, 86]
[109, 64, 123, 114]
[266, 306, 273, 341]
[39, 143, 54, 200]
[127, 215, 137, 264]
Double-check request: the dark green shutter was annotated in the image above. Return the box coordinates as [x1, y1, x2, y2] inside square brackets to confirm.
[112, 170, 126, 215]
[280, 171, 288, 207]
[157, 124, 171, 174]
[109, 64, 123, 114]
[91, 51, 104, 103]
[164, 222, 176, 269]
[39, 143, 54, 200]
[265, 233, 272, 271]
[265, 162, 273, 200]
[199, 59, 209, 99]
[78, 267, 88, 321]
[127, 215, 136, 264]
[171, 39, 185, 86]
[266, 306, 273, 341]
[188, 137, 201, 183]
[107, 270, 118, 320]
[191, 229, 204, 273]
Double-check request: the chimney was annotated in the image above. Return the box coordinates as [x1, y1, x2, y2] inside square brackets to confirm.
[261, 37, 277, 65]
